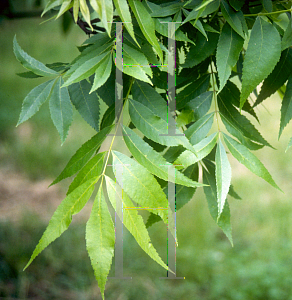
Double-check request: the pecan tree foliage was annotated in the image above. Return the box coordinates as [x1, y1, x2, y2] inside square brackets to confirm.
[14, 0, 292, 298]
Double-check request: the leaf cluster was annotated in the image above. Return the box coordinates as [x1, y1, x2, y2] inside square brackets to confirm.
[14, 0, 292, 298]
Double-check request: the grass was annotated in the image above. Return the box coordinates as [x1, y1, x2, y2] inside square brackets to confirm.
[2, 13, 292, 300]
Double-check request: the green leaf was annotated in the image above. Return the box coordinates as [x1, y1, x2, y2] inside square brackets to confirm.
[185, 91, 213, 120]
[13, 36, 58, 77]
[132, 80, 167, 121]
[64, 52, 111, 87]
[128, 99, 198, 155]
[56, 0, 72, 19]
[223, 134, 282, 191]
[89, 0, 113, 37]
[113, 0, 140, 47]
[228, 0, 245, 11]
[255, 48, 292, 107]
[282, 16, 292, 51]
[96, 70, 115, 107]
[174, 132, 219, 169]
[17, 80, 55, 126]
[240, 17, 281, 108]
[16, 71, 42, 78]
[90, 52, 112, 93]
[150, 2, 182, 17]
[220, 0, 244, 38]
[184, 113, 214, 145]
[122, 126, 203, 188]
[217, 88, 271, 147]
[128, 0, 163, 64]
[215, 139, 231, 217]
[105, 175, 171, 273]
[216, 23, 244, 92]
[176, 74, 210, 110]
[100, 103, 115, 130]
[41, 0, 62, 16]
[286, 137, 292, 152]
[111, 150, 170, 224]
[203, 159, 233, 245]
[24, 177, 98, 271]
[49, 77, 73, 144]
[279, 75, 292, 138]
[68, 152, 106, 195]
[261, 0, 273, 12]
[182, 32, 219, 68]
[86, 180, 115, 300]
[51, 125, 113, 185]
[120, 44, 152, 84]
[68, 79, 100, 131]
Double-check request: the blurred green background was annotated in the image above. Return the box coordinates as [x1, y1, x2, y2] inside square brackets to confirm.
[2, 7, 292, 300]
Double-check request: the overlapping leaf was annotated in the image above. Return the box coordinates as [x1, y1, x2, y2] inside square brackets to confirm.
[223, 134, 281, 191]
[216, 23, 244, 92]
[86, 180, 114, 300]
[68, 79, 100, 131]
[122, 126, 203, 188]
[24, 177, 99, 271]
[51, 125, 113, 185]
[49, 77, 73, 143]
[279, 75, 292, 138]
[240, 17, 281, 108]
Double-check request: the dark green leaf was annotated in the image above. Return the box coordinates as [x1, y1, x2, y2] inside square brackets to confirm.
[100, 103, 115, 130]
[49, 77, 73, 143]
[282, 16, 292, 51]
[185, 91, 213, 120]
[279, 75, 292, 138]
[240, 17, 281, 108]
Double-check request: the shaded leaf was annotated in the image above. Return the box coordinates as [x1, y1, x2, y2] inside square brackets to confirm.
[17, 80, 55, 126]
[216, 23, 244, 92]
[51, 125, 113, 185]
[282, 16, 292, 51]
[24, 177, 98, 271]
[100, 103, 115, 130]
[185, 91, 213, 120]
[128, 0, 163, 63]
[49, 77, 73, 143]
[86, 180, 114, 300]
[150, 2, 182, 17]
[122, 126, 203, 188]
[279, 75, 292, 138]
[240, 17, 281, 108]
[68, 79, 100, 131]
[13, 36, 58, 77]
[223, 134, 282, 191]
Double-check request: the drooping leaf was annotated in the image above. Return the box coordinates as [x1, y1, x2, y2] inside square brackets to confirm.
[80, 0, 92, 30]
[223, 134, 282, 191]
[16, 71, 42, 78]
[105, 175, 171, 273]
[41, 0, 62, 16]
[96, 70, 115, 107]
[100, 103, 115, 130]
[113, 0, 139, 47]
[122, 126, 203, 188]
[128, 0, 163, 63]
[120, 44, 152, 84]
[220, 0, 245, 38]
[215, 139, 231, 217]
[131, 80, 167, 121]
[216, 23, 244, 92]
[51, 125, 113, 185]
[24, 177, 98, 271]
[217, 88, 271, 147]
[203, 159, 233, 245]
[13, 36, 58, 77]
[255, 48, 292, 107]
[49, 77, 73, 143]
[174, 132, 219, 169]
[128, 99, 198, 155]
[111, 150, 170, 224]
[184, 91, 213, 120]
[176, 74, 210, 109]
[240, 17, 281, 108]
[56, 0, 72, 19]
[68, 79, 100, 131]
[17, 80, 55, 126]
[67, 152, 106, 194]
[279, 75, 292, 138]
[90, 52, 112, 93]
[86, 180, 114, 300]
[182, 32, 219, 68]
